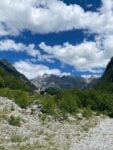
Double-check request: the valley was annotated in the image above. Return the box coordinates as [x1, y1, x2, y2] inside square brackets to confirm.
[0, 58, 113, 149]
[0, 0, 113, 149]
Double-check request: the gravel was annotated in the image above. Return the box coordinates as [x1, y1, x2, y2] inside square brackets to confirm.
[0, 96, 113, 150]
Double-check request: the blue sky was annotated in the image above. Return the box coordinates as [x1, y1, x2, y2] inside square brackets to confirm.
[0, 0, 113, 79]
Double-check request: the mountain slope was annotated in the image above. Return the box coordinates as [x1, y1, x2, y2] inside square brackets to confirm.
[0, 59, 35, 91]
[95, 57, 113, 92]
[31, 74, 98, 90]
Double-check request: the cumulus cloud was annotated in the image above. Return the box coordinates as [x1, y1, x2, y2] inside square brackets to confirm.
[0, 39, 56, 63]
[0, 39, 40, 57]
[0, 0, 113, 75]
[0, 22, 19, 36]
[0, 36, 112, 75]
[13, 60, 70, 79]
[0, 0, 113, 35]
[39, 40, 108, 73]
[39, 25, 113, 73]
[81, 74, 101, 79]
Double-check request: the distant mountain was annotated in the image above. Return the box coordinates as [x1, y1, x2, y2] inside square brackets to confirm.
[84, 76, 100, 88]
[96, 57, 113, 92]
[31, 74, 98, 90]
[0, 59, 35, 91]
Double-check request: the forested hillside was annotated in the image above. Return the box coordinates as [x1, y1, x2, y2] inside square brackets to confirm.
[0, 59, 35, 91]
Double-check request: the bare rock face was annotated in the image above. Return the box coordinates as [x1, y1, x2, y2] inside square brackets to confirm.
[31, 74, 99, 91]
[0, 96, 113, 150]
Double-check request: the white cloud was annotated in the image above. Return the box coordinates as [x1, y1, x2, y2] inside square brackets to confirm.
[0, 0, 113, 75]
[0, 22, 19, 36]
[81, 74, 101, 79]
[102, 35, 113, 58]
[38, 27, 113, 73]
[0, 39, 40, 57]
[0, 0, 113, 35]
[0, 39, 56, 63]
[13, 60, 70, 79]
[0, 0, 86, 34]
[39, 41, 108, 73]
[0, 36, 112, 75]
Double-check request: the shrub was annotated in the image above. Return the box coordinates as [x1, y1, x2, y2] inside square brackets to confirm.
[0, 75, 4, 87]
[11, 132, 27, 143]
[82, 107, 92, 118]
[55, 91, 78, 115]
[0, 108, 8, 120]
[45, 87, 59, 95]
[0, 88, 31, 108]
[11, 133, 23, 143]
[13, 90, 30, 108]
[8, 115, 21, 126]
[41, 95, 57, 115]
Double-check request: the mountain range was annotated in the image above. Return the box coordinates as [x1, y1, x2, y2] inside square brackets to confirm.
[1, 57, 113, 91]
[31, 74, 99, 90]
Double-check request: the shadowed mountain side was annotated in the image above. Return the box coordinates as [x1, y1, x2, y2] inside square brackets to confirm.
[0, 59, 36, 91]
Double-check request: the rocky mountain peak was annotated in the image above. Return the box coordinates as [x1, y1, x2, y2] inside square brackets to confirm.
[31, 74, 99, 90]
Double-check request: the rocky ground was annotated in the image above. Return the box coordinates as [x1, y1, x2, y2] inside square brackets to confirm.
[0, 97, 113, 150]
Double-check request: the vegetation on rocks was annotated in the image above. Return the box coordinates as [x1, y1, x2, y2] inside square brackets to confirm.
[0, 88, 34, 108]
[8, 115, 21, 126]
[0, 87, 113, 118]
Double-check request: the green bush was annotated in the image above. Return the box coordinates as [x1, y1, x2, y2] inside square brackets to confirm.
[13, 91, 30, 108]
[11, 133, 24, 143]
[41, 95, 57, 115]
[54, 89, 113, 117]
[0, 75, 4, 87]
[8, 115, 21, 126]
[1, 85, 113, 118]
[82, 107, 92, 118]
[55, 90, 78, 115]
[0, 88, 32, 108]
[45, 87, 59, 95]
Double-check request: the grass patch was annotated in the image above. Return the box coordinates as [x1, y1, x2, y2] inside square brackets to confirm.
[8, 115, 21, 126]
[82, 107, 92, 119]
[11, 132, 27, 143]
[0, 108, 9, 120]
